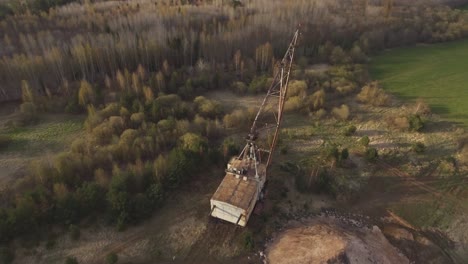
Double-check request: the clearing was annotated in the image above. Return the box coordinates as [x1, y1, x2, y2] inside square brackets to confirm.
[370, 38, 468, 126]
[0, 110, 84, 186]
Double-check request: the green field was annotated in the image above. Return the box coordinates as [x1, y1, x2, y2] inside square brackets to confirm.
[370, 39, 468, 126]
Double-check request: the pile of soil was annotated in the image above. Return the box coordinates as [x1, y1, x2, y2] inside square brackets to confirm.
[266, 216, 409, 264]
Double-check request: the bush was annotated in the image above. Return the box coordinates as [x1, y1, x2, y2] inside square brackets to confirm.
[223, 109, 248, 129]
[408, 114, 424, 132]
[146, 184, 164, 208]
[344, 125, 357, 136]
[357, 82, 390, 106]
[193, 96, 223, 119]
[365, 148, 378, 162]
[287, 80, 307, 99]
[412, 142, 426, 153]
[106, 252, 118, 264]
[330, 46, 350, 64]
[414, 99, 431, 117]
[284, 96, 303, 112]
[231, 81, 247, 94]
[331, 104, 350, 120]
[248, 75, 268, 94]
[308, 89, 326, 111]
[386, 116, 410, 131]
[130, 112, 145, 127]
[359, 136, 370, 147]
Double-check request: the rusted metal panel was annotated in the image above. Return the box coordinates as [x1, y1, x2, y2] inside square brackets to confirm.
[211, 173, 258, 210]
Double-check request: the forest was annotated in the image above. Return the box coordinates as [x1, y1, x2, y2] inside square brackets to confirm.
[1, 0, 468, 261]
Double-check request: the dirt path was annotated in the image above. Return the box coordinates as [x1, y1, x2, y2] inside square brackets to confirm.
[378, 161, 468, 212]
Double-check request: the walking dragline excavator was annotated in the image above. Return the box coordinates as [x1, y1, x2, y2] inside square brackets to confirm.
[210, 29, 300, 226]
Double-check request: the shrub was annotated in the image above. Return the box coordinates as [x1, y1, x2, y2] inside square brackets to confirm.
[357, 82, 390, 106]
[284, 96, 303, 112]
[408, 114, 424, 132]
[119, 129, 138, 146]
[179, 133, 208, 154]
[332, 104, 350, 120]
[91, 123, 114, 146]
[287, 80, 307, 99]
[223, 109, 248, 129]
[101, 103, 120, 118]
[146, 183, 164, 208]
[78, 80, 95, 106]
[194, 96, 223, 119]
[365, 148, 378, 162]
[109, 116, 125, 134]
[344, 125, 357, 136]
[94, 168, 110, 189]
[414, 99, 431, 117]
[308, 89, 326, 111]
[315, 108, 327, 119]
[459, 145, 468, 165]
[330, 46, 349, 64]
[130, 112, 145, 127]
[248, 75, 268, 94]
[106, 252, 118, 264]
[77, 182, 104, 214]
[386, 116, 410, 131]
[359, 136, 370, 147]
[231, 81, 247, 94]
[412, 142, 426, 153]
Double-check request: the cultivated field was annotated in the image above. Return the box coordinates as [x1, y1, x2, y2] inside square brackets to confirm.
[370, 39, 468, 126]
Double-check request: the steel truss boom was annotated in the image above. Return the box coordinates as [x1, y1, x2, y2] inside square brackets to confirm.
[247, 29, 300, 171]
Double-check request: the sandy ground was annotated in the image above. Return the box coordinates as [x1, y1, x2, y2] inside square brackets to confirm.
[267, 216, 409, 264]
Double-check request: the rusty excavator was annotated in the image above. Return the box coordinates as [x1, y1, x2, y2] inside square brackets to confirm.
[210, 29, 300, 226]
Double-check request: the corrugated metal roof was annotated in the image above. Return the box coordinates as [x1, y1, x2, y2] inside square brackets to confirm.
[211, 172, 258, 211]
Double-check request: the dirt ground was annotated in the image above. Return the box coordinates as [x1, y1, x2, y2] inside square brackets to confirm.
[266, 216, 409, 264]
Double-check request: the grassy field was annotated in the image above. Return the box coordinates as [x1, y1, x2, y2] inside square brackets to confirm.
[370, 39, 468, 126]
[0, 114, 84, 184]
[0, 115, 83, 154]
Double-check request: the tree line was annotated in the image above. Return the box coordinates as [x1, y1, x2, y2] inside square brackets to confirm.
[0, 0, 467, 102]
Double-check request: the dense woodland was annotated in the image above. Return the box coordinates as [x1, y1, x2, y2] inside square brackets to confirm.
[0, 0, 468, 251]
